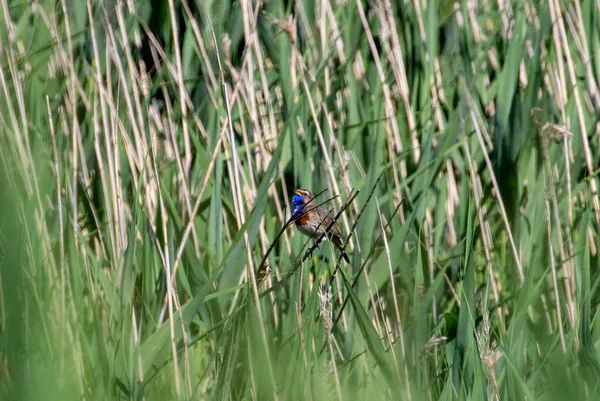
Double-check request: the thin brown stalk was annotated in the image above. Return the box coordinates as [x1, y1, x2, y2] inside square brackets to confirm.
[464, 83, 524, 281]
[550, 0, 600, 227]
[544, 198, 566, 352]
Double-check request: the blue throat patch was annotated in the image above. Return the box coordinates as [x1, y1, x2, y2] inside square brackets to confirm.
[292, 194, 304, 216]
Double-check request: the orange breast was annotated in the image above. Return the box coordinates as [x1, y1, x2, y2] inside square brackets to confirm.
[296, 212, 310, 226]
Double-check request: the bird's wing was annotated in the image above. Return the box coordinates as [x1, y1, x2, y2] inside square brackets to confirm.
[316, 207, 343, 238]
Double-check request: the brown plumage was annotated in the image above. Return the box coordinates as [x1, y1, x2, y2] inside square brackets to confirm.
[292, 189, 350, 263]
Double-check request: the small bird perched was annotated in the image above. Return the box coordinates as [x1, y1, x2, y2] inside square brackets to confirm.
[291, 189, 350, 263]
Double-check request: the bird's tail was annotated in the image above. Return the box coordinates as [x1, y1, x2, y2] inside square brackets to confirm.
[333, 236, 350, 263]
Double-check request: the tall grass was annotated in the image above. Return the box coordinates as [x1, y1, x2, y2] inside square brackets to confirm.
[1, 0, 600, 399]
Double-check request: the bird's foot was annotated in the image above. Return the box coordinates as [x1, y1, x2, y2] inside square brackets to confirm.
[304, 249, 314, 259]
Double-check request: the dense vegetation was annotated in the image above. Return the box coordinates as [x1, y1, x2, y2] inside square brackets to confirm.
[2, 0, 600, 399]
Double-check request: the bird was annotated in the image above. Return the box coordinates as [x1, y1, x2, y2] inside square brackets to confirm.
[291, 189, 350, 263]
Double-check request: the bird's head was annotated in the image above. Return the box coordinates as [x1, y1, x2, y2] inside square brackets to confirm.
[292, 189, 312, 205]
[292, 189, 312, 215]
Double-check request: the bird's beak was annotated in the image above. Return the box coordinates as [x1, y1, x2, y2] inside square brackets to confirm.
[293, 189, 302, 196]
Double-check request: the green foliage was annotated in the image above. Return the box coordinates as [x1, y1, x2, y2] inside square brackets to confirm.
[1, 0, 600, 400]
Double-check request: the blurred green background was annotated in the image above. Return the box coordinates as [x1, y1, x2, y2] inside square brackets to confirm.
[1, 0, 600, 399]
